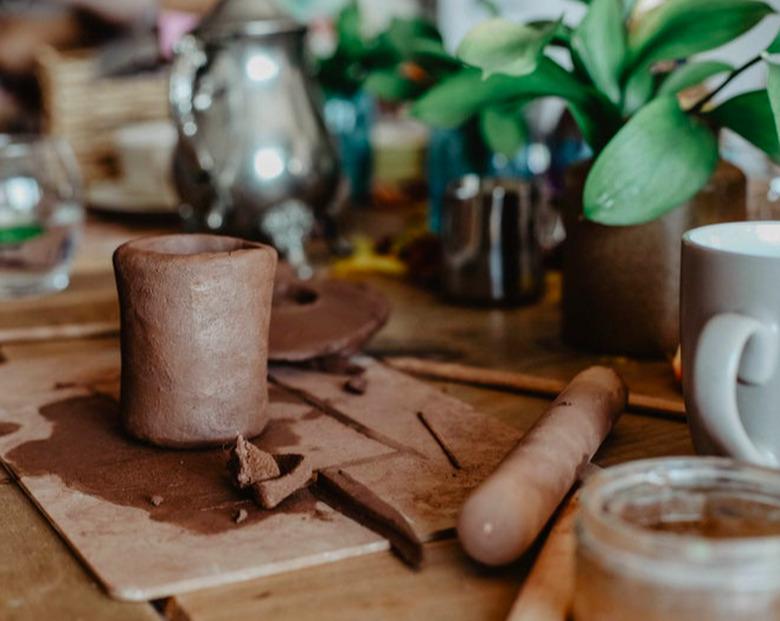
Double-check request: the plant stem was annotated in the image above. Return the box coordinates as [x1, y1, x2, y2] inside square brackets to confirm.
[689, 55, 763, 113]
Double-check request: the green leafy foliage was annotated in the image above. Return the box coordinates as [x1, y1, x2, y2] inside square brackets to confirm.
[657, 60, 733, 96]
[364, 68, 421, 102]
[572, 0, 625, 104]
[767, 61, 780, 148]
[336, 2, 364, 59]
[621, 61, 656, 115]
[413, 58, 594, 128]
[479, 105, 528, 156]
[584, 96, 718, 225]
[627, 0, 773, 70]
[767, 28, 780, 53]
[457, 18, 559, 77]
[708, 90, 780, 162]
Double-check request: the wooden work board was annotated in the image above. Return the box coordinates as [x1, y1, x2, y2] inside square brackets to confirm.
[0, 338, 522, 602]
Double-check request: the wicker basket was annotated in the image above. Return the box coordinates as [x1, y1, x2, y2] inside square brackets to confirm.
[36, 46, 170, 183]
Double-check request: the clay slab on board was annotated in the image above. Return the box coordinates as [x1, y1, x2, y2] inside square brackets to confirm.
[274, 359, 523, 541]
[0, 344, 523, 601]
[0, 349, 391, 601]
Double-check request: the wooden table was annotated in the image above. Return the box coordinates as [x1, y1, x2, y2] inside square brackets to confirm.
[0, 215, 693, 621]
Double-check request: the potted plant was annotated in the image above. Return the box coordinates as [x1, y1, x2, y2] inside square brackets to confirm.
[411, 0, 780, 356]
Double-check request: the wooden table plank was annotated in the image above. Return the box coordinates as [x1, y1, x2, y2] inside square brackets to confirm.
[370, 275, 683, 414]
[0, 480, 160, 621]
[168, 387, 692, 621]
[165, 539, 527, 621]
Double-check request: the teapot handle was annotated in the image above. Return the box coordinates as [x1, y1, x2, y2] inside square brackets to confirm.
[170, 34, 212, 174]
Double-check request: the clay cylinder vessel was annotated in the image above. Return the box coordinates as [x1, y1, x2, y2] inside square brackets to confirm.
[113, 234, 277, 448]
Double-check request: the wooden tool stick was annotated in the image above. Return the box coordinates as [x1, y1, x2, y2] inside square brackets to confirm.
[384, 357, 684, 417]
[506, 492, 579, 621]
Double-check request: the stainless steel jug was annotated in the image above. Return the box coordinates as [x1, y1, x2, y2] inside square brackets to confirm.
[170, 0, 340, 276]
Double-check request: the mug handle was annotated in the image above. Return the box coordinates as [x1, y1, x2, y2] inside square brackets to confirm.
[693, 313, 779, 466]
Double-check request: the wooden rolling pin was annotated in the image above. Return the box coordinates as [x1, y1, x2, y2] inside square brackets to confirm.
[458, 366, 626, 566]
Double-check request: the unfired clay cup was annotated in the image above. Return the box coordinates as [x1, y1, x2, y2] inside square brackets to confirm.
[113, 234, 277, 448]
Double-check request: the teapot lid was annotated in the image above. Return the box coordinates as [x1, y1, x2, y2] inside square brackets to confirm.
[196, 0, 304, 39]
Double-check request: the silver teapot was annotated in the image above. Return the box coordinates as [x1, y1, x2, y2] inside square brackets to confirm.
[170, 0, 340, 275]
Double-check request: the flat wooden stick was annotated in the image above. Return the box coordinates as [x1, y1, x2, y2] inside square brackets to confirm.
[0, 321, 119, 345]
[384, 357, 684, 418]
[506, 492, 579, 621]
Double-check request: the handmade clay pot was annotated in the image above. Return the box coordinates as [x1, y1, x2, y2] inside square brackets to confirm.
[561, 160, 746, 357]
[113, 234, 277, 448]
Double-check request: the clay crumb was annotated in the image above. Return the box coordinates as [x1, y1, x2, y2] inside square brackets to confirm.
[228, 435, 281, 489]
[234, 508, 248, 524]
[343, 375, 368, 395]
[149, 495, 164, 507]
[251, 454, 313, 510]
[558, 400, 573, 407]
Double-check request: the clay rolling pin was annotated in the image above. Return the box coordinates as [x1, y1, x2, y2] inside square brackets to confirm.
[458, 366, 626, 566]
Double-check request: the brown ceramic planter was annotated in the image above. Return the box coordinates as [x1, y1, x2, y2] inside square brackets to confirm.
[561, 160, 746, 357]
[113, 234, 277, 448]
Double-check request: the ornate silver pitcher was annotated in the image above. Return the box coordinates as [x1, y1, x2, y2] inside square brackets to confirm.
[170, 0, 340, 275]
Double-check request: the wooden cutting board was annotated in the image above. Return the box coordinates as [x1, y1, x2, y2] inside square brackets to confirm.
[0, 339, 522, 601]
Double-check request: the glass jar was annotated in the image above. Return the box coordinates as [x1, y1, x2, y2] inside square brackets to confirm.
[0, 135, 83, 297]
[575, 458, 780, 621]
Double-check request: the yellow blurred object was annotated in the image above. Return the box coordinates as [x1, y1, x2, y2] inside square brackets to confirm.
[672, 345, 682, 384]
[329, 236, 407, 278]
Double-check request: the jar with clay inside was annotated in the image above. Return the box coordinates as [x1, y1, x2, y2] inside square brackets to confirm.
[574, 457, 780, 621]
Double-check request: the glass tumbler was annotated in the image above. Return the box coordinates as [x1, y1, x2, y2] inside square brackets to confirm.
[0, 135, 83, 297]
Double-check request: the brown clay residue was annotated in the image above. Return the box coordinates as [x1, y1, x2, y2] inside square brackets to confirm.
[302, 408, 323, 421]
[0, 421, 20, 437]
[4, 395, 321, 535]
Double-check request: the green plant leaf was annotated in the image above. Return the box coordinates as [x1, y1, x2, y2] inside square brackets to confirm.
[627, 0, 773, 70]
[364, 68, 420, 102]
[479, 105, 528, 156]
[657, 60, 733, 96]
[621, 62, 655, 115]
[386, 17, 441, 54]
[0, 224, 44, 245]
[456, 18, 559, 77]
[528, 20, 573, 46]
[336, 1, 364, 59]
[767, 28, 780, 53]
[584, 96, 718, 225]
[767, 61, 780, 148]
[708, 90, 780, 162]
[572, 0, 626, 104]
[412, 58, 593, 128]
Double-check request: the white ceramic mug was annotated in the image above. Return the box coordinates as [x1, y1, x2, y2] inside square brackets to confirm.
[681, 222, 780, 467]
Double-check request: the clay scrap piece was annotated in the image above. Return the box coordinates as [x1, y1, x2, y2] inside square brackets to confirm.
[234, 508, 248, 524]
[229, 435, 281, 489]
[315, 467, 423, 568]
[228, 437, 313, 510]
[252, 454, 314, 510]
[149, 495, 164, 507]
[343, 375, 368, 395]
[270, 275, 390, 363]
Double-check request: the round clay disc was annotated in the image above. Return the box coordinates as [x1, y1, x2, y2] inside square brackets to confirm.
[269, 267, 390, 362]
